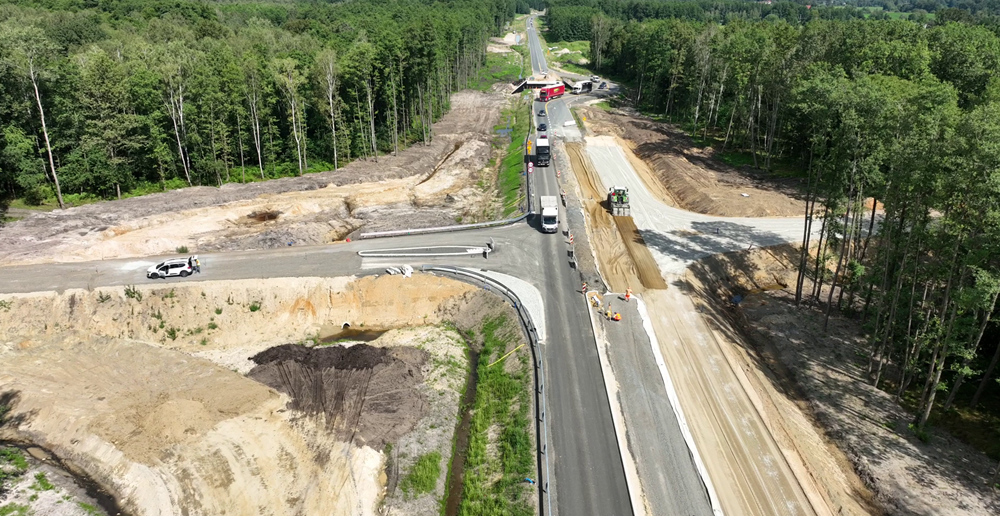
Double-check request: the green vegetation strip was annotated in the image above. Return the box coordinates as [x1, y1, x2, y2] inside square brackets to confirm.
[458, 315, 534, 516]
[495, 97, 531, 217]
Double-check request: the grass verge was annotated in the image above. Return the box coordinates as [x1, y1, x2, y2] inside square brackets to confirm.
[494, 95, 531, 216]
[457, 315, 534, 516]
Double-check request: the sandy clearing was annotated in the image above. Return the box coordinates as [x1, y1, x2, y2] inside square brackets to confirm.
[0, 274, 481, 516]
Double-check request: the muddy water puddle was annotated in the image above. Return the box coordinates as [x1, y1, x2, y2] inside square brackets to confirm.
[444, 349, 480, 516]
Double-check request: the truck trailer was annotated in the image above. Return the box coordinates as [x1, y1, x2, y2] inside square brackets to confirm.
[540, 195, 559, 233]
[539, 84, 565, 102]
[572, 80, 592, 94]
[534, 137, 551, 167]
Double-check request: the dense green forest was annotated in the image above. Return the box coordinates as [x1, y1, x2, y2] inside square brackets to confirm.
[0, 0, 522, 207]
[545, 0, 1000, 41]
[560, 0, 1000, 441]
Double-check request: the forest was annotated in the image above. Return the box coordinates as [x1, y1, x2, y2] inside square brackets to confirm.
[0, 0, 522, 207]
[563, 0, 1000, 451]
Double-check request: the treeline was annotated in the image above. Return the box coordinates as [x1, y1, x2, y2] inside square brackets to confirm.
[545, 0, 1000, 41]
[0, 0, 519, 207]
[594, 12, 1000, 430]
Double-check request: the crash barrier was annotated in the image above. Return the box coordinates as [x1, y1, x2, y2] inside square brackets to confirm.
[422, 265, 552, 516]
[357, 240, 494, 258]
[358, 215, 525, 239]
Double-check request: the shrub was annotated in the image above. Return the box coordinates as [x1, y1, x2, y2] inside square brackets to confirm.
[176, 246, 189, 254]
[400, 451, 441, 496]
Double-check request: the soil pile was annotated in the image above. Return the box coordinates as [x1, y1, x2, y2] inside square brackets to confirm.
[248, 344, 428, 448]
[578, 106, 806, 218]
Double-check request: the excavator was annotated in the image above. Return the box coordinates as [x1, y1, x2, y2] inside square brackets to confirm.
[607, 186, 631, 216]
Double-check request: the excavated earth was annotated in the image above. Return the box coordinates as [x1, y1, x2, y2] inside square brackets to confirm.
[0, 274, 516, 516]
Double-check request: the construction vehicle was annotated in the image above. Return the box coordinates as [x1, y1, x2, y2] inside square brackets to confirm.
[539, 195, 559, 233]
[607, 186, 630, 216]
[539, 84, 565, 102]
[572, 80, 592, 94]
[534, 137, 551, 167]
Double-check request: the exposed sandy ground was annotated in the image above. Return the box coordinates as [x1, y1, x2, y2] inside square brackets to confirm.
[568, 118, 874, 514]
[579, 106, 807, 217]
[0, 91, 508, 266]
[0, 274, 483, 516]
[689, 247, 1000, 516]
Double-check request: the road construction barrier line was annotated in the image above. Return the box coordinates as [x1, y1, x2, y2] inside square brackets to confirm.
[422, 265, 552, 516]
[636, 297, 724, 516]
[357, 246, 488, 258]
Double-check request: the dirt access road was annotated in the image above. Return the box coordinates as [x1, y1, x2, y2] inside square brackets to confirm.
[567, 117, 874, 515]
[0, 90, 507, 266]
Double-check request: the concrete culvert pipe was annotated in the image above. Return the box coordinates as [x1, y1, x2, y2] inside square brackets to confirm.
[342, 322, 351, 329]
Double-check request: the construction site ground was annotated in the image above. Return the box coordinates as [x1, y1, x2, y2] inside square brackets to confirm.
[0, 90, 508, 266]
[570, 109, 999, 515]
[578, 106, 807, 218]
[0, 274, 530, 516]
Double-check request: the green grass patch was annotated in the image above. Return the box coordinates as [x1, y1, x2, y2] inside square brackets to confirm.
[593, 101, 611, 111]
[30, 472, 54, 491]
[471, 51, 523, 92]
[496, 96, 531, 216]
[400, 451, 442, 497]
[545, 39, 590, 59]
[77, 502, 103, 516]
[457, 315, 534, 516]
[0, 447, 29, 487]
[0, 504, 30, 516]
[555, 60, 593, 76]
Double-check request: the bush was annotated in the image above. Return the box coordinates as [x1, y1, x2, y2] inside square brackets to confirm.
[176, 246, 189, 254]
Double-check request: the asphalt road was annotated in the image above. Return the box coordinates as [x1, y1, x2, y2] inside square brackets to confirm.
[532, 100, 632, 516]
[526, 16, 548, 76]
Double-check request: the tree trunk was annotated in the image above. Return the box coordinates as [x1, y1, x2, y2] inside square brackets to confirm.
[30, 66, 64, 209]
[970, 332, 1000, 408]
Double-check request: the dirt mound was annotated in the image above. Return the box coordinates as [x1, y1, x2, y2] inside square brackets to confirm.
[578, 107, 806, 218]
[248, 344, 428, 448]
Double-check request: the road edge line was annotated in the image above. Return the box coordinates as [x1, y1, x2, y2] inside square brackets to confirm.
[585, 293, 648, 516]
[635, 296, 725, 516]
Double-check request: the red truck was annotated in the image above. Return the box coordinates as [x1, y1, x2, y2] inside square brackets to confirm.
[539, 84, 565, 102]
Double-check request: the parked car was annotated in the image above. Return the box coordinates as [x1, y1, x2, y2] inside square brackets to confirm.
[538, 123, 547, 131]
[147, 256, 198, 279]
[590, 75, 600, 81]
[599, 82, 607, 90]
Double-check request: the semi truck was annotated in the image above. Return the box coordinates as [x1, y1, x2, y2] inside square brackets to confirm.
[534, 137, 551, 166]
[540, 196, 559, 233]
[572, 80, 592, 94]
[539, 84, 565, 102]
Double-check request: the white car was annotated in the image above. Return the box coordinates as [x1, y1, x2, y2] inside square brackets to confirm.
[147, 257, 198, 279]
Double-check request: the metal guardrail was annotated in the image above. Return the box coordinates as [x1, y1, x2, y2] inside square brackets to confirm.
[422, 265, 552, 516]
[358, 214, 526, 239]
